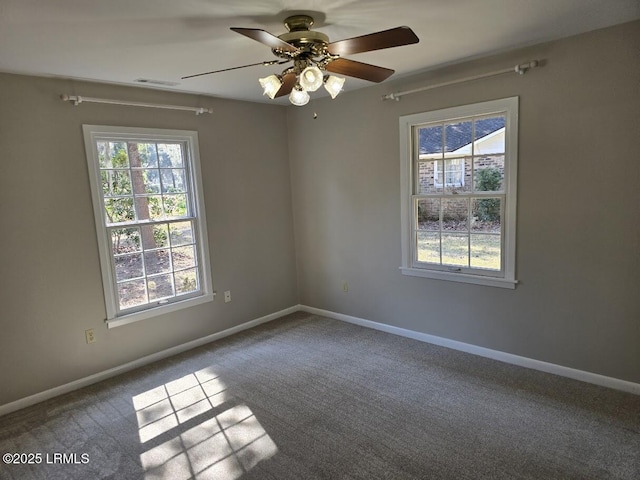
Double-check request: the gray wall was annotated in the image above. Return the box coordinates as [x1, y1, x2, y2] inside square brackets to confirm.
[287, 21, 640, 383]
[0, 75, 298, 405]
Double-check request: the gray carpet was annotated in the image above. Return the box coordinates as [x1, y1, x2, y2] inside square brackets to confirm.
[0, 312, 638, 479]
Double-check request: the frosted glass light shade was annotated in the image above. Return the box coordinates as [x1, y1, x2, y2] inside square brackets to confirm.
[299, 66, 323, 92]
[289, 87, 310, 106]
[324, 75, 345, 99]
[259, 74, 282, 99]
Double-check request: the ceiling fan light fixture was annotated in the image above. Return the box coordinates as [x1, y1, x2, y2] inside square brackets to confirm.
[289, 85, 310, 106]
[324, 75, 346, 99]
[259, 74, 282, 99]
[299, 66, 324, 92]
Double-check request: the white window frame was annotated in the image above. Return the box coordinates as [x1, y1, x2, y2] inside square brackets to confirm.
[83, 125, 214, 327]
[399, 97, 518, 288]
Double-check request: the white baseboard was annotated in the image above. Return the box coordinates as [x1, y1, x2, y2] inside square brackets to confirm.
[0, 305, 299, 417]
[2, 303, 637, 417]
[300, 305, 640, 396]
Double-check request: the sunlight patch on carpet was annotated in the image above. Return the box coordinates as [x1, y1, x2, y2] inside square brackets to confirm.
[133, 366, 278, 479]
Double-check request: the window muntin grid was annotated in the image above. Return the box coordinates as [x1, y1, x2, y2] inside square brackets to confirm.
[413, 114, 507, 275]
[96, 140, 201, 312]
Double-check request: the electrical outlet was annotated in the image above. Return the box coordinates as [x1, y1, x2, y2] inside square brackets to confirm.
[342, 281, 349, 293]
[85, 329, 96, 344]
[224, 290, 232, 303]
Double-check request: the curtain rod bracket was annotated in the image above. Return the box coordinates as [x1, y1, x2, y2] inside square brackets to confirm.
[60, 94, 82, 105]
[515, 60, 538, 75]
[381, 92, 401, 101]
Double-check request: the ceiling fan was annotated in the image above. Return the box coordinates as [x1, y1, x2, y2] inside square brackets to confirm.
[182, 14, 419, 106]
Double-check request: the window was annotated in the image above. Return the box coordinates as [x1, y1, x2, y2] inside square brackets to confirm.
[84, 126, 213, 327]
[399, 97, 518, 288]
[434, 158, 465, 188]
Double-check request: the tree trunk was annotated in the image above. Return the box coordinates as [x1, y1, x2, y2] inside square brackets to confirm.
[128, 143, 156, 250]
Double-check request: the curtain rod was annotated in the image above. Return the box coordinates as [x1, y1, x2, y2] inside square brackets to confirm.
[382, 60, 540, 101]
[60, 94, 213, 115]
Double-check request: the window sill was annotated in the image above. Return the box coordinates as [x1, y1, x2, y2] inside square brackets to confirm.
[106, 293, 215, 329]
[400, 267, 517, 289]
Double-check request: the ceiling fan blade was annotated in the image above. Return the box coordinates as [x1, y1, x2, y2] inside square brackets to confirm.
[181, 60, 289, 79]
[327, 26, 419, 56]
[230, 27, 299, 53]
[274, 73, 297, 98]
[325, 58, 394, 83]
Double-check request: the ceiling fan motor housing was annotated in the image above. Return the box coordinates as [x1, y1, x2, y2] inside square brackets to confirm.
[275, 15, 329, 59]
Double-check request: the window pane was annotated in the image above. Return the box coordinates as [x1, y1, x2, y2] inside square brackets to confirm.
[173, 245, 196, 270]
[470, 234, 501, 270]
[97, 142, 109, 168]
[417, 232, 440, 264]
[161, 169, 187, 194]
[137, 143, 159, 168]
[442, 198, 469, 232]
[474, 116, 505, 155]
[99, 142, 129, 169]
[115, 253, 143, 281]
[158, 144, 184, 168]
[440, 157, 472, 193]
[163, 194, 188, 218]
[441, 234, 469, 267]
[418, 125, 443, 156]
[134, 195, 164, 221]
[170, 221, 194, 246]
[417, 198, 440, 231]
[118, 279, 147, 309]
[105, 198, 135, 224]
[472, 197, 502, 229]
[417, 161, 440, 193]
[148, 274, 175, 301]
[111, 227, 141, 254]
[445, 121, 472, 153]
[140, 169, 161, 194]
[101, 170, 132, 196]
[474, 155, 505, 192]
[141, 224, 169, 249]
[175, 268, 199, 295]
[144, 250, 171, 275]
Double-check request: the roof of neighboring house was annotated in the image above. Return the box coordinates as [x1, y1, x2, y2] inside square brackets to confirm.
[419, 117, 505, 154]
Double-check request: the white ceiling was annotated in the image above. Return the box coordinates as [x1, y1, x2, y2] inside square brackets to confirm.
[1, 0, 638, 104]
